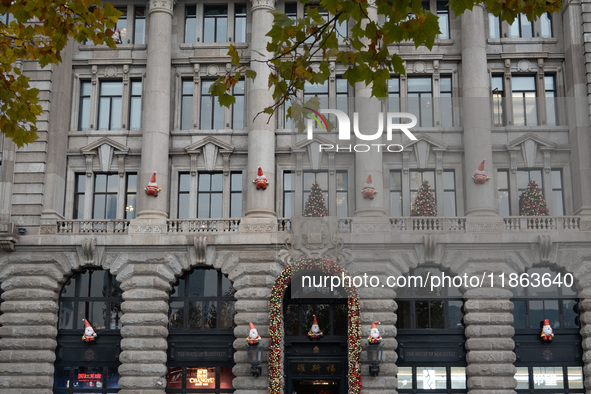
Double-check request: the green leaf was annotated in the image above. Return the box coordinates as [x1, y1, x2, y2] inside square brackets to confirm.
[245, 69, 257, 80]
[227, 45, 240, 66]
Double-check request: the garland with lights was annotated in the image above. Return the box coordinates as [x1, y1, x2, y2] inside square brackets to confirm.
[268, 258, 361, 393]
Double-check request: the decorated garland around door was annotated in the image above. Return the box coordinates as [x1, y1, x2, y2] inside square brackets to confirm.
[268, 257, 362, 393]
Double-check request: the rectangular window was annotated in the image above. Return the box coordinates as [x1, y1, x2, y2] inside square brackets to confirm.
[285, 2, 297, 18]
[303, 171, 328, 212]
[198, 173, 223, 218]
[185, 5, 197, 44]
[203, 5, 228, 43]
[134, 7, 146, 44]
[497, 170, 510, 216]
[488, 14, 501, 38]
[181, 79, 194, 130]
[304, 81, 329, 108]
[336, 171, 348, 217]
[407, 77, 433, 127]
[545, 75, 557, 126]
[230, 172, 243, 217]
[517, 169, 543, 195]
[388, 77, 400, 113]
[74, 174, 86, 219]
[98, 81, 123, 130]
[509, 14, 533, 38]
[114, 7, 127, 43]
[125, 173, 137, 219]
[491, 75, 504, 126]
[512, 76, 537, 126]
[234, 4, 247, 42]
[551, 170, 564, 215]
[200, 81, 225, 129]
[336, 78, 348, 115]
[436, 1, 449, 39]
[443, 170, 456, 216]
[232, 80, 245, 129]
[129, 80, 142, 130]
[93, 174, 118, 219]
[178, 173, 190, 219]
[440, 76, 453, 127]
[540, 12, 552, 38]
[283, 172, 295, 218]
[390, 170, 402, 216]
[79, 81, 91, 131]
[410, 170, 435, 203]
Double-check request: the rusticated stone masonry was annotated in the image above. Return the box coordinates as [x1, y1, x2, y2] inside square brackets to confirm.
[578, 298, 591, 390]
[464, 287, 516, 394]
[0, 258, 66, 394]
[117, 262, 175, 394]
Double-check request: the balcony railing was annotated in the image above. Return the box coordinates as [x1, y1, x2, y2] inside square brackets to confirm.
[48, 216, 583, 234]
[167, 219, 240, 233]
[57, 220, 130, 234]
[503, 216, 581, 231]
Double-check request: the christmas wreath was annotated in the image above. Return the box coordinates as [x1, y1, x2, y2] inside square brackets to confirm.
[268, 257, 361, 393]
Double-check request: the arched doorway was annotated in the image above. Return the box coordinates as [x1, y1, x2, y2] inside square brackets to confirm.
[269, 258, 361, 394]
[53, 268, 123, 393]
[166, 267, 236, 393]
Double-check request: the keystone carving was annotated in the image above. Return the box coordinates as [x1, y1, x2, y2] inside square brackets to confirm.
[538, 235, 552, 264]
[81, 238, 96, 264]
[193, 236, 207, 264]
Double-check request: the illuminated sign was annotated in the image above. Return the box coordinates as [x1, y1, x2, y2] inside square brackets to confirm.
[189, 368, 215, 386]
[78, 373, 101, 382]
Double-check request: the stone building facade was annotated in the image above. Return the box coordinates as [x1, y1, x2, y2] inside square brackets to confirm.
[1, 0, 591, 393]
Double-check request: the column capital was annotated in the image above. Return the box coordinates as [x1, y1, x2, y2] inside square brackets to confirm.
[250, 0, 275, 12]
[148, 0, 175, 16]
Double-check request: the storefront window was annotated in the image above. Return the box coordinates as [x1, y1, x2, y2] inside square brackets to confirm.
[54, 269, 122, 394]
[167, 268, 236, 393]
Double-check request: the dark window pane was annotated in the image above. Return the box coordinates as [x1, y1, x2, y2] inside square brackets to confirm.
[416, 300, 429, 328]
[529, 300, 545, 329]
[512, 300, 526, 330]
[562, 300, 578, 329]
[430, 300, 445, 328]
[185, 5, 196, 43]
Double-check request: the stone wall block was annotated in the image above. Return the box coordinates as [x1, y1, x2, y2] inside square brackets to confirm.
[230, 376, 270, 390]
[0, 350, 55, 363]
[0, 376, 54, 389]
[228, 263, 280, 282]
[119, 350, 167, 364]
[0, 362, 54, 375]
[465, 338, 514, 351]
[465, 325, 515, 338]
[120, 313, 168, 326]
[234, 299, 269, 313]
[466, 350, 515, 364]
[0, 288, 56, 301]
[2, 276, 59, 292]
[463, 312, 513, 325]
[360, 299, 397, 311]
[233, 275, 275, 289]
[121, 300, 169, 314]
[0, 312, 56, 326]
[0, 326, 57, 338]
[0, 300, 57, 313]
[0, 338, 57, 350]
[120, 337, 168, 351]
[118, 363, 167, 376]
[234, 287, 271, 300]
[234, 311, 269, 326]
[120, 325, 169, 338]
[120, 277, 171, 293]
[0, 263, 64, 282]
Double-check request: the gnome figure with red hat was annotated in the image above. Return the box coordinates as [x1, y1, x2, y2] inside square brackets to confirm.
[82, 319, 98, 342]
[540, 319, 554, 342]
[308, 314, 323, 339]
[361, 174, 377, 199]
[253, 167, 269, 190]
[472, 160, 491, 184]
[246, 322, 262, 345]
[145, 172, 162, 196]
[368, 321, 382, 344]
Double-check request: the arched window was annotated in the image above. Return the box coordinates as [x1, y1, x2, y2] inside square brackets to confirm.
[512, 267, 583, 393]
[166, 268, 236, 394]
[396, 267, 467, 393]
[54, 269, 123, 393]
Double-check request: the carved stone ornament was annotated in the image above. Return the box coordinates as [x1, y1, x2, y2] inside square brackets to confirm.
[148, 0, 174, 15]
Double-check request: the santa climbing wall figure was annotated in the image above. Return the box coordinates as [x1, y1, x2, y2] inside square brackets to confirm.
[82, 319, 98, 342]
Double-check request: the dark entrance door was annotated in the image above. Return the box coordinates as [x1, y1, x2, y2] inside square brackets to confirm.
[283, 278, 349, 394]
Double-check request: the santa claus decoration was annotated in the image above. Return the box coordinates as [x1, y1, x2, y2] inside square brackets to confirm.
[361, 174, 377, 199]
[540, 319, 554, 342]
[308, 314, 323, 339]
[253, 167, 269, 190]
[145, 172, 162, 196]
[472, 160, 491, 184]
[246, 322, 261, 345]
[82, 319, 97, 342]
[368, 321, 382, 344]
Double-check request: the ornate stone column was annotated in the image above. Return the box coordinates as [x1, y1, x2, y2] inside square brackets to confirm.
[135, 0, 174, 223]
[460, 6, 498, 218]
[244, 0, 276, 222]
[0, 258, 66, 393]
[464, 286, 516, 394]
[118, 263, 173, 394]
